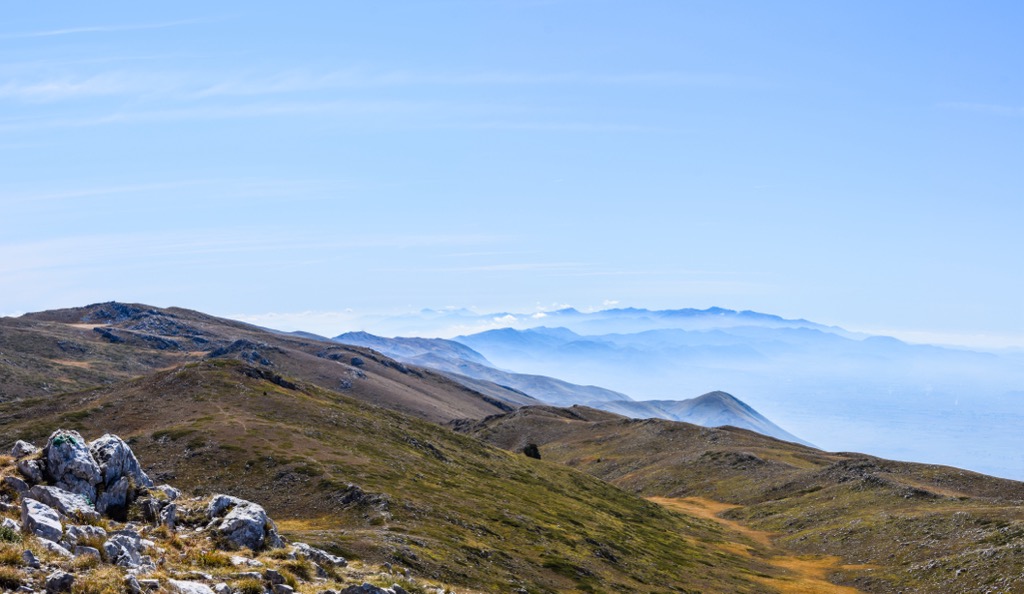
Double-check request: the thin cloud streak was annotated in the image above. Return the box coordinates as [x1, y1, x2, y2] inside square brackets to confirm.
[0, 19, 211, 39]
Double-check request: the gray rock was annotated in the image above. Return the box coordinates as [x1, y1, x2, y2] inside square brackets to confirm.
[17, 457, 45, 484]
[234, 572, 262, 580]
[45, 570, 74, 593]
[209, 494, 282, 550]
[28, 485, 98, 521]
[1, 517, 17, 532]
[161, 501, 178, 529]
[264, 569, 285, 585]
[339, 584, 391, 594]
[89, 434, 154, 489]
[73, 545, 101, 560]
[293, 542, 347, 567]
[125, 575, 143, 594]
[3, 475, 29, 494]
[22, 549, 40, 569]
[63, 524, 107, 547]
[107, 529, 145, 567]
[138, 579, 161, 591]
[273, 585, 294, 594]
[168, 580, 216, 594]
[96, 475, 131, 516]
[102, 539, 122, 561]
[21, 498, 63, 542]
[44, 430, 101, 501]
[390, 586, 409, 594]
[213, 584, 231, 594]
[39, 539, 73, 557]
[11, 440, 37, 459]
[230, 555, 263, 567]
[155, 484, 181, 501]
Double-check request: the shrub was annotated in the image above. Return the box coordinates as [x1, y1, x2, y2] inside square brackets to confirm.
[232, 578, 264, 594]
[192, 549, 233, 568]
[0, 525, 21, 544]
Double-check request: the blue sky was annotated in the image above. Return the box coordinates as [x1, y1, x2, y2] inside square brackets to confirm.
[2, 1, 1021, 347]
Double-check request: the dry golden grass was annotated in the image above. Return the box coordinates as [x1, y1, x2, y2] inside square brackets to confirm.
[650, 497, 867, 593]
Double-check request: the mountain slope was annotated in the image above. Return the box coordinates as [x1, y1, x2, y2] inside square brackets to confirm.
[461, 406, 1024, 593]
[591, 391, 810, 445]
[0, 359, 786, 594]
[334, 331, 630, 407]
[0, 302, 525, 423]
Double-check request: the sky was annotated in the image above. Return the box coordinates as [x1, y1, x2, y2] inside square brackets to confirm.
[2, 1, 1022, 348]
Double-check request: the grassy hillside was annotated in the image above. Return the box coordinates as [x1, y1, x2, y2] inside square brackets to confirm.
[461, 405, 1024, 593]
[0, 302, 520, 422]
[0, 360, 788, 593]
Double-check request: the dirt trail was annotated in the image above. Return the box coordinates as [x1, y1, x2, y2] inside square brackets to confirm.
[650, 496, 869, 594]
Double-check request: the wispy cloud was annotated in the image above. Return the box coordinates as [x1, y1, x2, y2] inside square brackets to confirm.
[0, 19, 210, 40]
[939, 102, 1024, 117]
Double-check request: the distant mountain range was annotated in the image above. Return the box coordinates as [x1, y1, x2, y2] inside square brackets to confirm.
[334, 331, 808, 445]
[334, 306, 1024, 480]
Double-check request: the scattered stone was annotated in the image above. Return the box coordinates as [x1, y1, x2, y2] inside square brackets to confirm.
[168, 580, 216, 594]
[234, 572, 263, 580]
[138, 579, 161, 591]
[22, 549, 40, 569]
[73, 545, 101, 560]
[44, 430, 102, 501]
[264, 569, 285, 585]
[293, 542, 347, 567]
[45, 570, 75, 593]
[273, 585, 295, 594]
[28, 485, 99, 521]
[11, 440, 38, 459]
[124, 575, 143, 594]
[90, 434, 154, 489]
[39, 539, 74, 557]
[340, 583, 393, 594]
[63, 523, 107, 547]
[213, 584, 231, 594]
[155, 484, 181, 501]
[3, 475, 29, 494]
[230, 555, 263, 567]
[1, 517, 17, 532]
[161, 502, 177, 529]
[21, 498, 63, 542]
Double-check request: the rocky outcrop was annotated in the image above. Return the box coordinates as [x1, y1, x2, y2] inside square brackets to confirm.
[43, 430, 102, 501]
[1, 429, 446, 594]
[207, 494, 284, 550]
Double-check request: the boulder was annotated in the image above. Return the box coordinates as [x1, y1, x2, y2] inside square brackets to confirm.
[16, 458, 45, 484]
[293, 542, 347, 567]
[89, 434, 154, 489]
[43, 430, 101, 501]
[107, 528, 146, 568]
[168, 580, 216, 594]
[39, 540, 74, 557]
[22, 549, 40, 569]
[45, 570, 74, 594]
[124, 575, 143, 594]
[28, 485, 99, 521]
[21, 498, 63, 542]
[10, 440, 38, 459]
[1, 517, 17, 532]
[73, 545, 101, 560]
[3, 475, 29, 494]
[208, 494, 283, 550]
